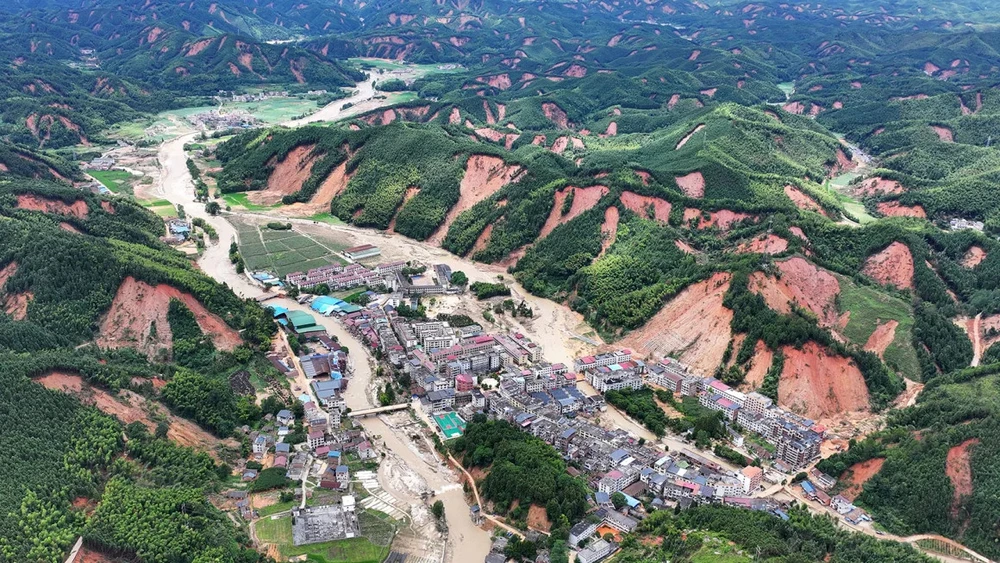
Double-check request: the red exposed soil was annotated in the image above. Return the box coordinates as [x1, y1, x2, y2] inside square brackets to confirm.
[683, 208, 754, 230]
[250, 145, 318, 205]
[16, 194, 89, 218]
[961, 245, 987, 268]
[385, 185, 420, 232]
[0, 262, 17, 290]
[428, 155, 523, 244]
[877, 201, 926, 218]
[829, 149, 856, 176]
[789, 226, 808, 242]
[282, 160, 354, 217]
[97, 276, 242, 359]
[475, 128, 505, 143]
[839, 458, 885, 501]
[784, 185, 827, 216]
[599, 206, 619, 255]
[538, 185, 610, 239]
[737, 234, 788, 255]
[551, 136, 569, 154]
[864, 320, 898, 358]
[146, 26, 164, 43]
[448, 107, 461, 124]
[779, 342, 869, 419]
[932, 125, 954, 143]
[35, 371, 226, 458]
[675, 171, 705, 198]
[676, 123, 705, 150]
[607, 34, 623, 47]
[862, 242, 914, 290]
[743, 340, 773, 388]
[946, 439, 979, 516]
[749, 257, 841, 327]
[564, 64, 587, 78]
[924, 61, 941, 75]
[689, 50, 701, 61]
[602, 121, 618, 137]
[526, 504, 552, 532]
[783, 101, 805, 114]
[668, 94, 681, 110]
[59, 222, 82, 234]
[851, 81, 862, 89]
[542, 102, 570, 129]
[618, 272, 733, 374]
[4, 291, 32, 320]
[700, 88, 717, 98]
[620, 191, 671, 221]
[855, 177, 904, 196]
[470, 223, 493, 256]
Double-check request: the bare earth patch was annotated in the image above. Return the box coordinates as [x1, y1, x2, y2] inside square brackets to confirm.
[526, 504, 552, 532]
[675, 124, 705, 150]
[737, 234, 788, 255]
[932, 125, 954, 143]
[839, 458, 885, 501]
[0, 262, 16, 290]
[537, 185, 609, 240]
[542, 102, 570, 129]
[862, 241, 914, 290]
[864, 320, 899, 358]
[854, 177, 904, 196]
[675, 240, 697, 255]
[249, 144, 318, 205]
[97, 276, 242, 359]
[779, 342, 869, 420]
[784, 185, 826, 216]
[946, 439, 979, 517]
[620, 191, 671, 221]
[619, 272, 732, 374]
[675, 171, 705, 198]
[35, 371, 226, 458]
[4, 291, 32, 320]
[280, 160, 354, 217]
[749, 257, 840, 327]
[428, 155, 522, 244]
[877, 201, 926, 218]
[788, 226, 809, 242]
[599, 207, 619, 255]
[961, 245, 987, 268]
[682, 208, 754, 230]
[742, 340, 773, 389]
[16, 194, 89, 218]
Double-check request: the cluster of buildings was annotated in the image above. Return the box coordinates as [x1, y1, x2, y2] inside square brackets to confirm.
[291, 501, 358, 546]
[187, 108, 258, 130]
[642, 358, 825, 469]
[800, 470, 870, 525]
[214, 90, 290, 103]
[286, 261, 402, 291]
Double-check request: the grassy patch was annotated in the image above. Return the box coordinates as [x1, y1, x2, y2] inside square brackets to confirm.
[257, 500, 297, 518]
[139, 198, 177, 218]
[222, 192, 282, 211]
[88, 170, 132, 193]
[306, 213, 344, 225]
[837, 275, 921, 379]
[690, 534, 753, 563]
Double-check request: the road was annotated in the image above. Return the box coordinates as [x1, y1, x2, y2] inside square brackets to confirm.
[779, 484, 992, 563]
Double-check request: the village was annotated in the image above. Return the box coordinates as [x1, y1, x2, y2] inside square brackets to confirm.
[217, 243, 876, 563]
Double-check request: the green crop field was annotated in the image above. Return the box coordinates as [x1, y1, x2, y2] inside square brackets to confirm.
[88, 170, 133, 193]
[231, 218, 344, 276]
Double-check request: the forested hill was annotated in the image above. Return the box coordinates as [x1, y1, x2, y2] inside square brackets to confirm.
[0, 180, 281, 561]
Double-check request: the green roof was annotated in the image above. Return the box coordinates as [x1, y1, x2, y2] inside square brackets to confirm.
[286, 310, 317, 329]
